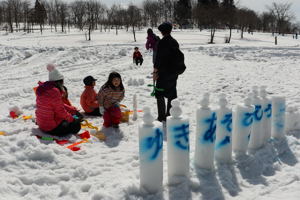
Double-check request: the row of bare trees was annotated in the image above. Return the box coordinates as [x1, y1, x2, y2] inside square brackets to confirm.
[192, 0, 297, 43]
[0, 0, 298, 42]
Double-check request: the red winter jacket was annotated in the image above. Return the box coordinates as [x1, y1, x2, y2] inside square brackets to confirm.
[80, 86, 99, 113]
[133, 51, 143, 59]
[35, 81, 74, 132]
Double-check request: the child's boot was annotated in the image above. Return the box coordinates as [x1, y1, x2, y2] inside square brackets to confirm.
[112, 123, 119, 129]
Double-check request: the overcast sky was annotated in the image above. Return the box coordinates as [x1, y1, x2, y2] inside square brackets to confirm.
[238, 0, 300, 22]
[65, 0, 300, 22]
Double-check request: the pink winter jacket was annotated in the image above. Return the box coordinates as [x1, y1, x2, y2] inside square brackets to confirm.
[146, 34, 158, 51]
[35, 81, 74, 132]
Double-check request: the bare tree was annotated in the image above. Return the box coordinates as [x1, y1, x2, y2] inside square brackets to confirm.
[260, 11, 276, 33]
[93, 1, 105, 31]
[127, 4, 142, 42]
[97, 3, 106, 32]
[159, 0, 176, 22]
[174, 0, 192, 28]
[34, 0, 47, 34]
[57, 1, 67, 32]
[220, 0, 236, 43]
[70, 0, 86, 31]
[237, 8, 258, 39]
[193, 0, 220, 43]
[5, 0, 14, 32]
[0, 2, 5, 26]
[108, 4, 122, 35]
[44, 0, 59, 32]
[11, 0, 22, 31]
[267, 2, 294, 35]
[85, 0, 97, 40]
[143, 0, 160, 28]
[21, 0, 30, 32]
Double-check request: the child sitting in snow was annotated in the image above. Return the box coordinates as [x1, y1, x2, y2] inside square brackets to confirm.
[133, 47, 143, 66]
[35, 64, 83, 137]
[80, 76, 101, 116]
[98, 72, 125, 128]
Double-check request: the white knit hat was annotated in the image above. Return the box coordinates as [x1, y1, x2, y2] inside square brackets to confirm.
[47, 64, 64, 81]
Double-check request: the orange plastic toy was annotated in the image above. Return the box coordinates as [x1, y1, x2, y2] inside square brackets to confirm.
[0, 131, 6, 136]
[22, 115, 32, 120]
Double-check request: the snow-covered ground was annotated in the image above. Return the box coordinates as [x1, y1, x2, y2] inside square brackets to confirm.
[0, 28, 300, 200]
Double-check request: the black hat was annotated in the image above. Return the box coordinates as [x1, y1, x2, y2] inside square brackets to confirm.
[83, 76, 97, 86]
[158, 22, 172, 34]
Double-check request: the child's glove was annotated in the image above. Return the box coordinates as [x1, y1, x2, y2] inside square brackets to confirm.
[99, 107, 105, 115]
[75, 111, 84, 121]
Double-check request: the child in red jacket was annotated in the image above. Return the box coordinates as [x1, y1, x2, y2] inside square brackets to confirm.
[80, 76, 101, 116]
[133, 47, 143, 66]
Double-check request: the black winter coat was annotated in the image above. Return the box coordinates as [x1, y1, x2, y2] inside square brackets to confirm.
[154, 35, 179, 99]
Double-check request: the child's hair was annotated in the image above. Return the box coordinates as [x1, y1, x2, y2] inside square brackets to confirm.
[103, 71, 124, 90]
[147, 28, 153, 35]
[134, 47, 139, 50]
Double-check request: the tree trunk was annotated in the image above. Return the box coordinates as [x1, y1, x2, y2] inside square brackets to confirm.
[228, 27, 232, 43]
[9, 19, 13, 33]
[40, 23, 43, 34]
[210, 27, 215, 44]
[88, 25, 91, 40]
[133, 25, 136, 42]
[241, 27, 244, 39]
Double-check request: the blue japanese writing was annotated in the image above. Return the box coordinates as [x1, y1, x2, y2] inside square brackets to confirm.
[221, 113, 232, 132]
[253, 105, 263, 121]
[141, 128, 163, 160]
[202, 112, 217, 143]
[264, 104, 272, 118]
[173, 124, 189, 150]
[242, 112, 253, 127]
[216, 136, 231, 149]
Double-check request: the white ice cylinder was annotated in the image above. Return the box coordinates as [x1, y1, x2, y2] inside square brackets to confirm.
[260, 86, 272, 143]
[271, 96, 286, 139]
[215, 94, 233, 163]
[139, 107, 163, 193]
[232, 97, 254, 154]
[194, 93, 216, 170]
[248, 87, 264, 150]
[167, 100, 190, 184]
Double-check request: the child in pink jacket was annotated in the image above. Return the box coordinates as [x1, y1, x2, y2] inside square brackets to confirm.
[35, 64, 82, 136]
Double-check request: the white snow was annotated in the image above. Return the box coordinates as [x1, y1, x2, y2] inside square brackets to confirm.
[0, 28, 300, 199]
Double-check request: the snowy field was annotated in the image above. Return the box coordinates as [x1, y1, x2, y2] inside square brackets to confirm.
[0, 28, 300, 200]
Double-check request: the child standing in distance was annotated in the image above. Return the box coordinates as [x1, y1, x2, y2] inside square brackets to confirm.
[80, 76, 101, 116]
[98, 72, 125, 128]
[133, 47, 143, 66]
[146, 28, 160, 64]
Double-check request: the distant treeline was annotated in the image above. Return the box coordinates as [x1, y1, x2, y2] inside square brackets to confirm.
[0, 0, 298, 42]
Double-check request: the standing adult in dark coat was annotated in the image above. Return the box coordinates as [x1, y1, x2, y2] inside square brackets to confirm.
[153, 22, 180, 122]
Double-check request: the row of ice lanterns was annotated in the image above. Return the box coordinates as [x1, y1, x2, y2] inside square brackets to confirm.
[139, 86, 286, 193]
